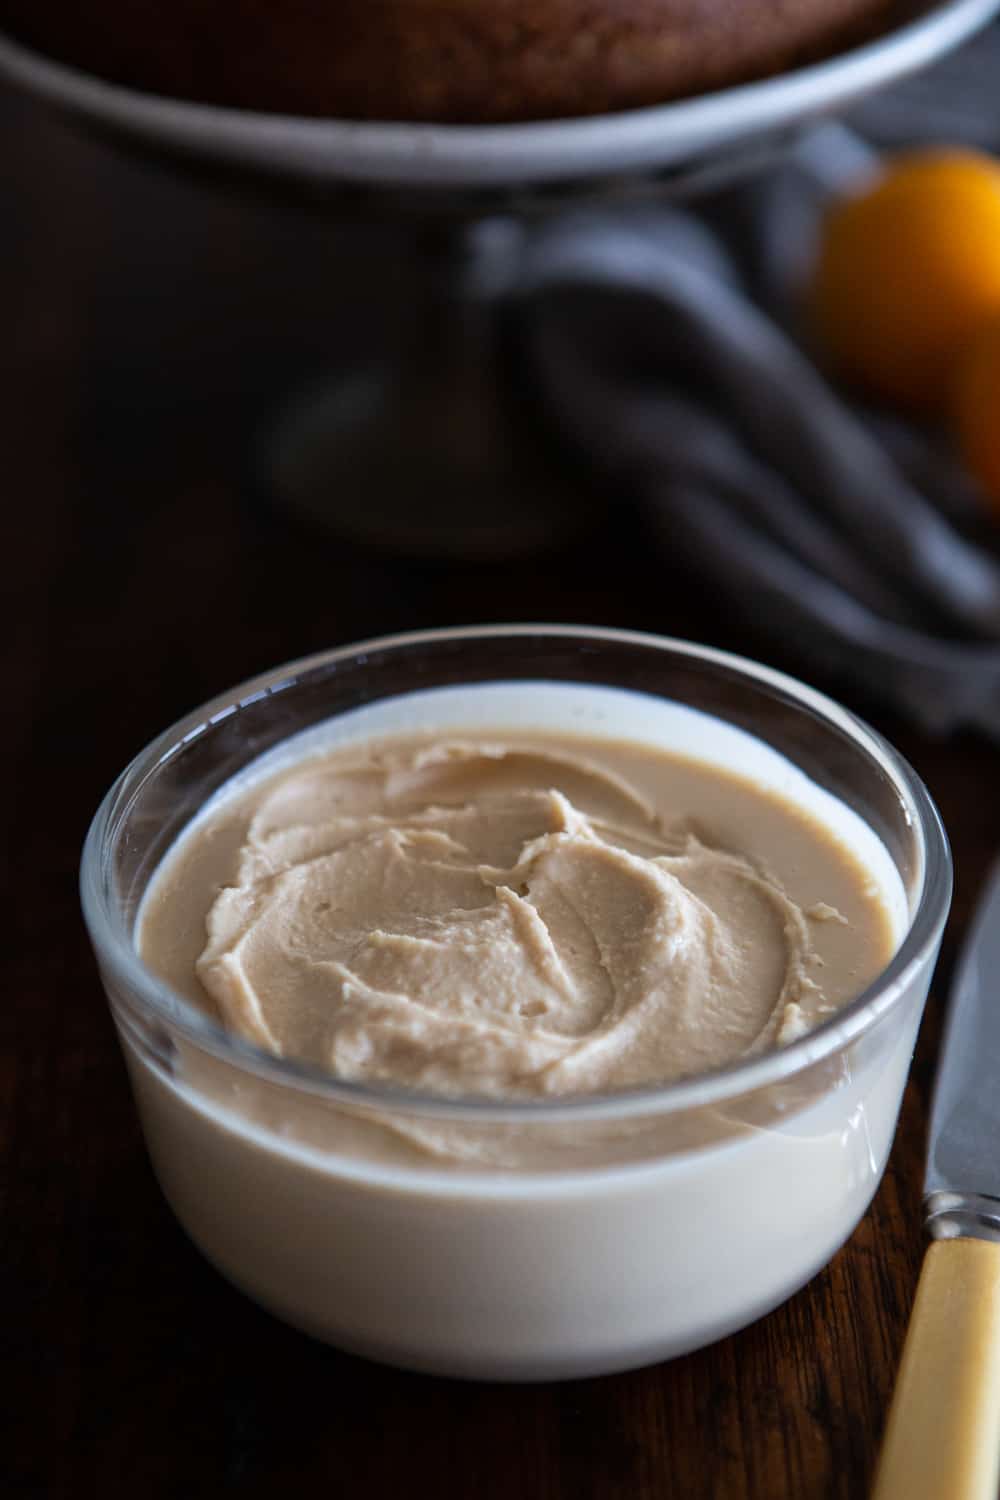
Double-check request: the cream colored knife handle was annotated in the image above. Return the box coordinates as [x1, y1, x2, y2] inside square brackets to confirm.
[872, 1237, 1000, 1500]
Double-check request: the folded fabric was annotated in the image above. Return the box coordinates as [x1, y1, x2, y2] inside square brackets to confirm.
[511, 112, 1000, 737]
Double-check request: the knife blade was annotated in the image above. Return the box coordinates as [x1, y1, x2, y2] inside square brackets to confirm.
[872, 858, 1000, 1500]
[925, 856, 1000, 1241]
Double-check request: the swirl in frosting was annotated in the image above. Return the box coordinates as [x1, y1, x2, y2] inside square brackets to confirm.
[195, 742, 841, 1097]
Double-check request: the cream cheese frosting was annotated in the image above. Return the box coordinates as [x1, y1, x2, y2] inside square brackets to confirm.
[121, 686, 925, 1377]
[183, 740, 878, 1098]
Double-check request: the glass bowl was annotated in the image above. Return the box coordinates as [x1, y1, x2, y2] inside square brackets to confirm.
[81, 625, 951, 1379]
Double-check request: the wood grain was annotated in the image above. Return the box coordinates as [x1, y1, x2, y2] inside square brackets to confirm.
[4, 79, 1000, 1500]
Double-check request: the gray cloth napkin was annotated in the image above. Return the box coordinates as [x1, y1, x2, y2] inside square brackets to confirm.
[512, 30, 1000, 737]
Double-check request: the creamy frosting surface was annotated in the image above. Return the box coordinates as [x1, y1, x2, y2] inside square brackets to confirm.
[192, 741, 853, 1098]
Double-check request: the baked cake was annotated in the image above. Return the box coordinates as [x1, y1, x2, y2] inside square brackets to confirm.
[0, 1, 912, 123]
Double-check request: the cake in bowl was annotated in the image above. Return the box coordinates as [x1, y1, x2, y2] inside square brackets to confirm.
[0, 0, 913, 123]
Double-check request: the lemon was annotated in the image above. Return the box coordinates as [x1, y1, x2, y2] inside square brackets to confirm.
[808, 149, 1000, 410]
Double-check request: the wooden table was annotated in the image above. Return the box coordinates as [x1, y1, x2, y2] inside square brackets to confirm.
[5, 79, 1000, 1500]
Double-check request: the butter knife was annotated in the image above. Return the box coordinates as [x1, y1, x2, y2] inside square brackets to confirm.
[872, 859, 1000, 1500]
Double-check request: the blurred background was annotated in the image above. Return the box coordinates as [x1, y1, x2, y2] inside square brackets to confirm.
[4, 20, 1000, 800]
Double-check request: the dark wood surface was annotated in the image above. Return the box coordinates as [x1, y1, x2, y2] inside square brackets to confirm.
[4, 78, 1000, 1500]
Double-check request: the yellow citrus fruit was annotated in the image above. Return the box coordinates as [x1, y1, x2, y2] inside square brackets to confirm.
[808, 148, 1000, 410]
[952, 312, 1000, 513]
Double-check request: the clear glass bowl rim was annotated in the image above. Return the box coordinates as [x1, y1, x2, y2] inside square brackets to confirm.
[80, 623, 952, 1125]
